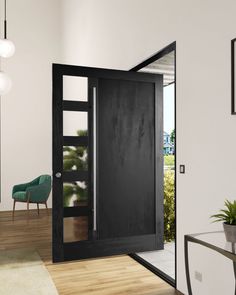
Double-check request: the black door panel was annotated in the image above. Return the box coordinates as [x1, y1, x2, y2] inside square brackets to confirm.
[98, 78, 155, 239]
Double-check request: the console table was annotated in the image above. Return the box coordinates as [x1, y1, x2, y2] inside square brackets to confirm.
[185, 231, 236, 295]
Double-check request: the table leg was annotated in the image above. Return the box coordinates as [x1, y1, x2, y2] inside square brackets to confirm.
[231, 243, 236, 295]
[185, 236, 193, 295]
[233, 262, 236, 295]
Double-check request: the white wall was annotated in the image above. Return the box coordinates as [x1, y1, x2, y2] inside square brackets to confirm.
[0, 0, 62, 210]
[59, 0, 236, 294]
[1, 0, 236, 293]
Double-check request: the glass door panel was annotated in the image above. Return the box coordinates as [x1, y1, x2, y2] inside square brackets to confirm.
[63, 111, 88, 136]
[63, 76, 88, 101]
[61, 74, 91, 247]
[63, 181, 88, 208]
[63, 146, 88, 172]
[64, 216, 89, 242]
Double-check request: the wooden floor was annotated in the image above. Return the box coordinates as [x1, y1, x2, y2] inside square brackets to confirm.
[0, 209, 181, 295]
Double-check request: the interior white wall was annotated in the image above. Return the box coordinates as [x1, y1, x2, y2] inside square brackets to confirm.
[59, 0, 236, 294]
[0, 0, 236, 293]
[0, 0, 61, 210]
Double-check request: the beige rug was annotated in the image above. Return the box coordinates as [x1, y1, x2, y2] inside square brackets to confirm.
[0, 248, 58, 295]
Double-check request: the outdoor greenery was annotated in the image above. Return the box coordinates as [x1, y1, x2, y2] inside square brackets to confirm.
[211, 199, 236, 225]
[170, 129, 175, 144]
[63, 130, 88, 207]
[164, 155, 175, 167]
[63, 130, 88, 171]
[63, 182, 88, 207]
[164, 170, 175, 242]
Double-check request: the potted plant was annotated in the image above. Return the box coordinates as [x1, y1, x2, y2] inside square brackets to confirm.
[211, 199, 236, 243]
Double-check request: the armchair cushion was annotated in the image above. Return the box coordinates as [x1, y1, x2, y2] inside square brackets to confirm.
[13, 191, 27, 201]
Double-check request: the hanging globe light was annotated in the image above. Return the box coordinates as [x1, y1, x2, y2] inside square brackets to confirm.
[0, 0, 15, 58]
[0, 71, 12, 95]
[0, 39, 15, 58]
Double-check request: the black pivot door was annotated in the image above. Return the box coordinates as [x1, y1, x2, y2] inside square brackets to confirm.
[52, 64, 163, 262]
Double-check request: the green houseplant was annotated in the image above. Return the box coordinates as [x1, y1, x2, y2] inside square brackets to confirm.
[211, 199, 236, 243]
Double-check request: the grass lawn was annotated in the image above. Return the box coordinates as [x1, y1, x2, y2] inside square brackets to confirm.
[164, 155, 175, 166]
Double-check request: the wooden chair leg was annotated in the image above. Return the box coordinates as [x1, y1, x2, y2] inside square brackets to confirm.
[45, 202, 49, 215]
[37, 203, 39, 215]
[27, 200, 29, 220]
[12, 200, 16, 220]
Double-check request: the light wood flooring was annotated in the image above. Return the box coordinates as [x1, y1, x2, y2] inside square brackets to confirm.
[0, 209, 182, 295]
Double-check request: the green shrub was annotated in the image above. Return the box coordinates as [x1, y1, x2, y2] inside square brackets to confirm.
[164, 170, 175, 242]
[164, 155, 175, 167]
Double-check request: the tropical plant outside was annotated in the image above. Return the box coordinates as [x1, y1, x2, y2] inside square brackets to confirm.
[170, 129, 175, 144]
[63, 130, 88, 207]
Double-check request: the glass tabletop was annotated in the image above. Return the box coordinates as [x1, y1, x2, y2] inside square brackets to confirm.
[187, 231, 236, 256]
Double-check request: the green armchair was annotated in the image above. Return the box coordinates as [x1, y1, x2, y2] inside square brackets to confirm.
[12, 175, 52, 218]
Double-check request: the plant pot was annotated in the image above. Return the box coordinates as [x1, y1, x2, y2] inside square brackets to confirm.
[223, 222, 236, 243]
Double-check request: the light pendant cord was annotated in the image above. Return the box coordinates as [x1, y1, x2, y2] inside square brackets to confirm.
[4, 0, 7, 39]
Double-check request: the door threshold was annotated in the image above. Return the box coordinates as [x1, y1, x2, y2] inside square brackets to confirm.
[129, 253, 175, 288]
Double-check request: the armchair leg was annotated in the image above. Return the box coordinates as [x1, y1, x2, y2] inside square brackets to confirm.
[37, 203, 39, 215]
[12, 200, 16, 220]
[27, 200, 29, 220]
[45, 202, 49, 215]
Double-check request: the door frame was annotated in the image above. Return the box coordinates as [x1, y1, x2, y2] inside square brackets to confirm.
[129, 41, 177, 288]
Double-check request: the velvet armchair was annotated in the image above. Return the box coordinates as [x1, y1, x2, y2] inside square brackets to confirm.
[12, 175, 52, 218]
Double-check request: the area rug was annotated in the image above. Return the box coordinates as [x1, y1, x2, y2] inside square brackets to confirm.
[0, 248, 58, 295]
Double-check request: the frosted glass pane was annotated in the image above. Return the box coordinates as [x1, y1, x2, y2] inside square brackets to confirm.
[63, 76, 88, 101]
[63, 111, 87, 136]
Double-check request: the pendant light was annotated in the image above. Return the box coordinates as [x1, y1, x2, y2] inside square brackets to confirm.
[0, 0, 15, 58]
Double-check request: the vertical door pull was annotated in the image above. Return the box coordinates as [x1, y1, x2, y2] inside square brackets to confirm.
[93, 86, 97, 232]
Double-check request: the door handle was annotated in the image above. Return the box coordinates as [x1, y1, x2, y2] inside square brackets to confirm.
[93, 86, 97, 232]
[55, 172, 61, 178]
